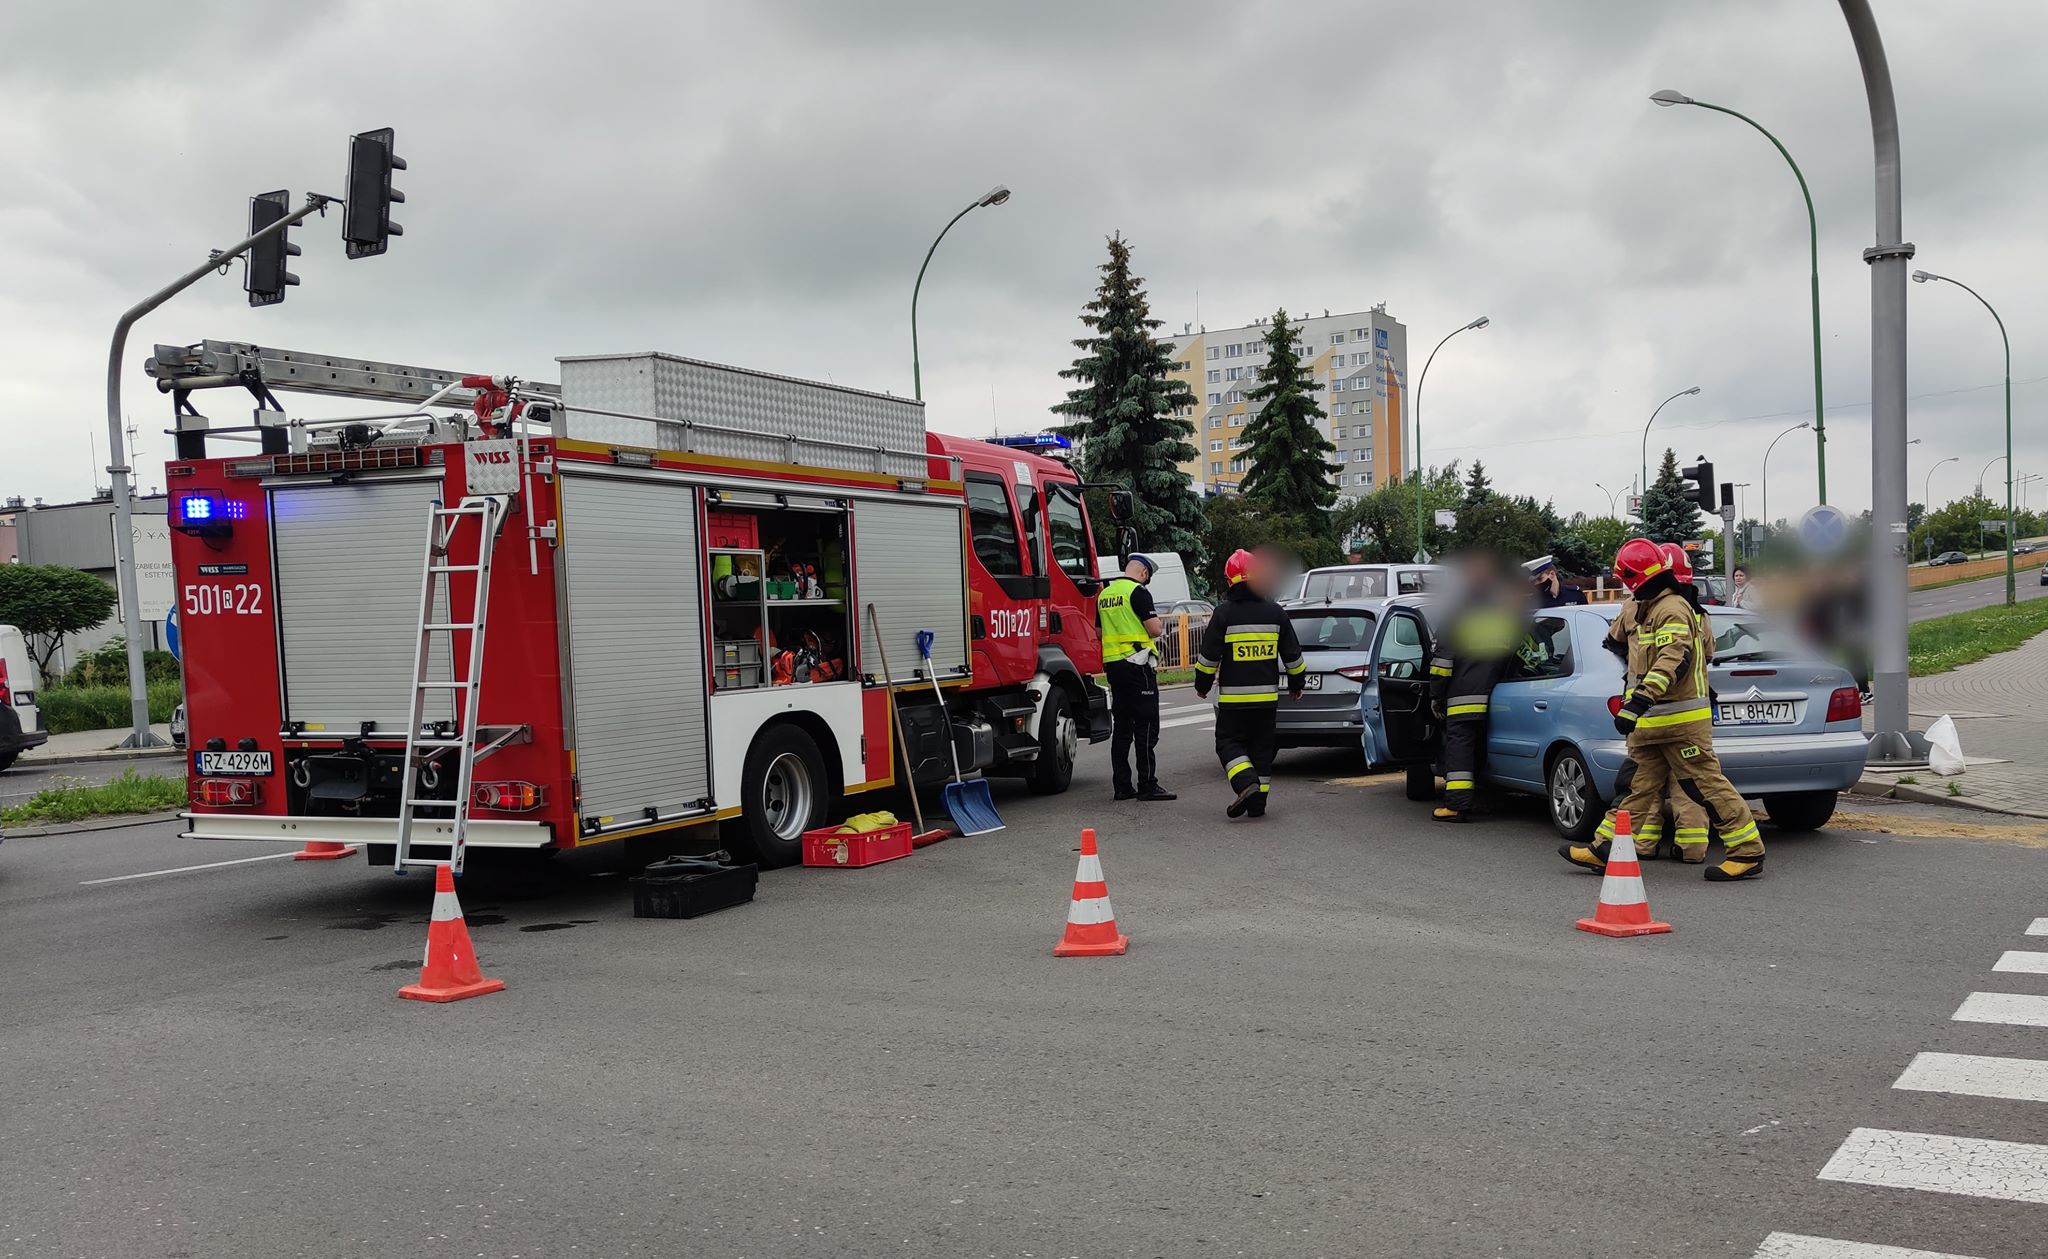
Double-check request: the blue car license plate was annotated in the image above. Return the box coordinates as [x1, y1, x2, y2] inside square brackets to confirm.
[1715, 701, 1794, 726]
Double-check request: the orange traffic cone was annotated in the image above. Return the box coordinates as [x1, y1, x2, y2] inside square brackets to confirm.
[293, 840, 358, 862]
[1575, 810, 1672, 938]
[399, 864, 506, 1002]
[1053, 828, 1127, 957]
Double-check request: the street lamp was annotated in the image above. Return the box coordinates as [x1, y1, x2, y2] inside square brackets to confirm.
[2019, 472, 2043, 516]
[1594, 481, 1625, 517]
[1640, 385, 1702, 503]
[1914, 268, 2015, 604]
[1759, 420, 1811, 534]
[1921, 454, 1958, 562]
[910, 185, 1010, 401]
[1653, 88, 1828, 503]
[1411, 315, 1490, 562]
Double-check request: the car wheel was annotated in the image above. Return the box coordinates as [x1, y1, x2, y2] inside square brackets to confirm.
[1404, 763, 1437, 802]
[1761, 790, 1837, 832]
[1547, 748, 1601, 844]
[1026, 693, 1077, 797]
[0, 750, 16, 773]
[728, 724, 829, 869]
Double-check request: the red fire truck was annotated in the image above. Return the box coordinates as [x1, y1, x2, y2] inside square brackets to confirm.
[148, 341, 1121, 869]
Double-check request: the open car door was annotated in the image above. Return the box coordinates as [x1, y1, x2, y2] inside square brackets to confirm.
[1363, 605, 1438, 766]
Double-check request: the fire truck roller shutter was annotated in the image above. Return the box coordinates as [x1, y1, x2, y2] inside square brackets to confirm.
[272, 478, 452, 733]
[854, 498, 969, 681]
[559, 472, 713, 824]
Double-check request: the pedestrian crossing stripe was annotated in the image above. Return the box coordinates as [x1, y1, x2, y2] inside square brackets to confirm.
[1992, 950, 2048, 975]
[1953, 991, 2048, 1027]
[1818, 1127, 2048, 1205]
[1754, 1233, 1984, 1258]
[1893, 1051, 2048, 1104]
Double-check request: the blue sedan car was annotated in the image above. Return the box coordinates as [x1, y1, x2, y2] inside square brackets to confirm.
[1359, 599, 1870, 841]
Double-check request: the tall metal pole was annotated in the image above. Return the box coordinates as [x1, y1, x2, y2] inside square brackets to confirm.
[1639, 385, 1703, 508]
[1760, 420, 1811, 533]
[1922, 455, 1957, 562]
[1837, 0, 1916, 763]
[1410, 316, 1488, 562]
[911, 186, 1009, 402]
[1652, 91, 1828, 503]
[104, 194, 333, 748]
[1912, 271, 2013, 604]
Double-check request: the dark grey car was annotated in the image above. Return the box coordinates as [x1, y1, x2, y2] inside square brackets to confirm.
[1274, 599, 1383, 751]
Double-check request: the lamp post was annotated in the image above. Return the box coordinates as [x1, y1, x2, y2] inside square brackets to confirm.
[2018, 472, 2043, 516]
[1594, 481, 1625, 517]
[1410, 315, 1490, 562]
[1639, 385, 1702, 505]
[1976, 455, 2005, 498]
[910, 185, 1010, 401]
[1913, 269, 2014, 604]
[1921, 454, 1958, 563]
[1759, 420, 1811, 534]
[1652, 89, 1828, 504]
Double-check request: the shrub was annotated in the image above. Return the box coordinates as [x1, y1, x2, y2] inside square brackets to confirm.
[35, 681, 184, 735]
[63, 638, 181, 687]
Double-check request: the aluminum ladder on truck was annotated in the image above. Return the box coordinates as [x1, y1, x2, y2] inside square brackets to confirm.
[392, 494, 524, 875]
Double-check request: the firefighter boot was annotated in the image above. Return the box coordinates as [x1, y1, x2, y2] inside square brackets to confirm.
[1432, 805, 1468, 823]
[1704, 819, 1765, 881]
[1558, 837, 1610, 873]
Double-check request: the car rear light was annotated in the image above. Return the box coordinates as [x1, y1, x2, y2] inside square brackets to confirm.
[473, 781, 545, 812]
[1607, 694, 1625, 717]
[191, 778, 261, 808]
[1335, 665, 1374, 682]
[1825, 687, 1862, 723]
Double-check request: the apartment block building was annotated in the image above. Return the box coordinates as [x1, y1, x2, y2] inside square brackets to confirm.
[1165, 306, 1407, 498]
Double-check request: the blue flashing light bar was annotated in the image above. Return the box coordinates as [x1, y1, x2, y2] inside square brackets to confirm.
[179, 495, 247, 523]
[990, 433, 1073, 451]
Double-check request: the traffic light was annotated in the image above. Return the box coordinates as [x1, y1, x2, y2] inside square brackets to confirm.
[245, 189, 300, 307]
[1681, 458, 1717, 511]
[344, 127, 406, 258]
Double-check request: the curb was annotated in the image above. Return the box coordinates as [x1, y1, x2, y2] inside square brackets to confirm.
[2, 810, 185, 839]
[1852, 774, 2046, 819]
[19, 747, 182, 768]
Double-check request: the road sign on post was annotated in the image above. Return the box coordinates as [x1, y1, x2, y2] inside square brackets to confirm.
[1800, 503, 1851, 555]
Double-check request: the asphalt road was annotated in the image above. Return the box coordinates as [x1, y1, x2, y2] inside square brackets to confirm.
[1910, 566, 2048, 621]
[5, 710, 2047, 1258]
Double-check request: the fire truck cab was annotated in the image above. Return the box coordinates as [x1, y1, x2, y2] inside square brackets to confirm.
[153, 342, 1113, 870]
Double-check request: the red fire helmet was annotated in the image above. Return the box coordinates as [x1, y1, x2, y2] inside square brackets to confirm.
[1657, 542, 1694, 584]
[1224, 548, 1254, 586]
[1613, 538, 1668, 592]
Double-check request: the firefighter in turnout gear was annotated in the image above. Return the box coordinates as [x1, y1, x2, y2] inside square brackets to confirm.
[1427, 554, 1526, 822]
[1194, 548, 1305, 818]
[1561, 538, 1765, 880]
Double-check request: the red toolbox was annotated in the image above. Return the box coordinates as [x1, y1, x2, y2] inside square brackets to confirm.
[802, 821, 913, 868]
[706, 510, 759, 550]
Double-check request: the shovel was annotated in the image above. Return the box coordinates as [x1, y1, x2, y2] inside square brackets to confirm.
[866, 604, 950, 847]
[915, 628, 1005, 835]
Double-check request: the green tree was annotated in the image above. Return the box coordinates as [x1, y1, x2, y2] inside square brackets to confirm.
[1238, 308, 1337, 521]
[1199, 495, 1342, 593]
[1461, 460, 1493, 509]
[1050, 232, 1207, 570]
[1640, 447, 1701, 543]
[1916, 493, 2002, 558]
[0, 564, 120, 684]
[1330, 462, 1464, 562]
[1563, 515, 1629, 575]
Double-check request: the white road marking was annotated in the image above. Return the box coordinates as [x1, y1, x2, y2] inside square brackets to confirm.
[1158, 703, 1211, 718]
[80, 851, 301, 885]
[1894, 1052, 2048, 1104]
[1817, 1128, 2048, 1204]
[1754, 1233, 1984, 1259]
[1992, 950, 2048, 975]
[2028, 917, 2048, 936]
[1160, 713, 1216, 731]
[1954, 992, 2048, 1028]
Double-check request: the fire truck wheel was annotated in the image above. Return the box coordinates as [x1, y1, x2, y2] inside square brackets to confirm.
[733, 724, 828, 868]
[1025, 696, 1077, 796]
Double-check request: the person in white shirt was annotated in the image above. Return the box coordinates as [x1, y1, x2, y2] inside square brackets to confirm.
[1729, 564, 1762, 609]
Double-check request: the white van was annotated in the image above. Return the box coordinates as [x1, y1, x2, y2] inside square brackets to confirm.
[1096, 551, 1193, 604]
[0, 624, 48, 770]
[1292, 563, 1446, 603]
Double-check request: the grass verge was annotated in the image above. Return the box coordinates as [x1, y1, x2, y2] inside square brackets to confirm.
[0, 768, 187, 826]
[36, 681, 183, 735]
[1908, 598, 2048, 676]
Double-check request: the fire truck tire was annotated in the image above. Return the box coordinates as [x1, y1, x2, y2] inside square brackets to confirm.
[731, 724, 828, 868]
[1025, 693, 1077, 796]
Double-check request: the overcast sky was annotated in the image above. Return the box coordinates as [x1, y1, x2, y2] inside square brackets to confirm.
[2, 0, 2040, 524]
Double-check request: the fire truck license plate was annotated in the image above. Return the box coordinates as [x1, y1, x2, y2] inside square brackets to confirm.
[1715, 701, 1794, 726]
[196, 751, 272, 776]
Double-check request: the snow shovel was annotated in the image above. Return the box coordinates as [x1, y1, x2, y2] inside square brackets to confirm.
[916, 628, 1004, 835]
[866, 605, 950, 847]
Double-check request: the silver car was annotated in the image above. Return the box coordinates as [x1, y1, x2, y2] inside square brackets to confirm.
[1274, 599, 1383, 750]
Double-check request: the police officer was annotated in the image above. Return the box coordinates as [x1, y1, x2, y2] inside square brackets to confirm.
[1097, 554, 1174, 802]
[1194, 548, 1305, 818]
[1561, 538, 1765, 880]
[1525, 555, 1587, 607]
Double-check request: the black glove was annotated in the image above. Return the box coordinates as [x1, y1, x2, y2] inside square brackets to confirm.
[1194, 676, 1212, 700]
[1287, 674, 1305, 700]
[1613, 692, 1651, 737]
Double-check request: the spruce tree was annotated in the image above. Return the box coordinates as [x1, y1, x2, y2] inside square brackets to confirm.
[1462, 461, 1493, 509]
[1641, 447, 1702, 543]
[1238, 308, 1337, 518]
[1050, 233, 1206, 568]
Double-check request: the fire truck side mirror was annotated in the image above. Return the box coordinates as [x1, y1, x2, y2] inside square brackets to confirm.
[1108, 489, 1134, 523]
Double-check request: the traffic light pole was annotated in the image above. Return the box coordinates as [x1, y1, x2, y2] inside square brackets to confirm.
[103, 194, 334, 748]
